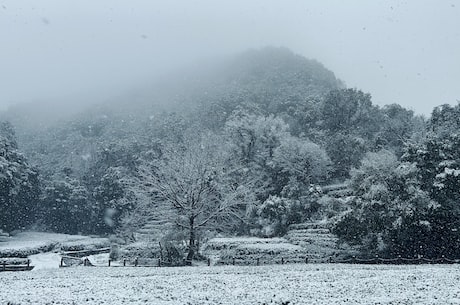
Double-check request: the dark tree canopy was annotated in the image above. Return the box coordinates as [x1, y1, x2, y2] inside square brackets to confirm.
[0, 122, 40, 232]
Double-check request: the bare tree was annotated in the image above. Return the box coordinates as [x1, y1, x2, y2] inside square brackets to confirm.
[140, 133, 255, 261]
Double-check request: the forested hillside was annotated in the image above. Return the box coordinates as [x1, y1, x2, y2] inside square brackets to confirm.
[1, 47, 458, 259]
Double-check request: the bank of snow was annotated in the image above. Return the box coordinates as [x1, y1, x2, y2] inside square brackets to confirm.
[0, 232, 93, 257]
[0, 232, 110, 269]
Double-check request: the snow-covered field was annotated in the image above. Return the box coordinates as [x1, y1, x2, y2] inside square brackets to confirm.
[2, 233, 460, 304]
[1, 264, 460, 304]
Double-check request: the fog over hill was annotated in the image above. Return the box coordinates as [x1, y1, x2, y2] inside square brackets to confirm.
[1, 47, 340, 133]
[2, 1, 459, 116]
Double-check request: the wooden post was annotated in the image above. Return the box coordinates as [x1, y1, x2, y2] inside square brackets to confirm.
[135, 258, 138, 267]
[305, 257, 308, 264]
[281, 257, 284, 265]
[123, 259, 126, 267]
[108, 259, 111, 267]
[158, 258, 161, 267]
[27, 259, 30, 268]
[207, 258, 210, 266]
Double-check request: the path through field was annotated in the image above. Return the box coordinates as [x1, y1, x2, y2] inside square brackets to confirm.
[1, 264, 460, 304]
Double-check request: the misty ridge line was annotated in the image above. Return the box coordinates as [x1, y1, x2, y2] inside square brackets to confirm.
[1, 47, 325, 127]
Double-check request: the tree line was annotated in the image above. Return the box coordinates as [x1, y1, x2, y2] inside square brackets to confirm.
[0, 47, 458, 259]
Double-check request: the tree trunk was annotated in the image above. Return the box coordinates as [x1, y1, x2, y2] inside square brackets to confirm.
[186, 216, 195, 264]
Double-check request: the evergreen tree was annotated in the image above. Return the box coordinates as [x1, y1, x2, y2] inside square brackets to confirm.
[0, 122, 40, 232]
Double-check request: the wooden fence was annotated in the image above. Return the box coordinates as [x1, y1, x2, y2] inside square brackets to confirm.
[333, 256, 460, 265]
[216, 256, 460, 265]
[0, 259, 34, 272]
[59, 255, 460, 268]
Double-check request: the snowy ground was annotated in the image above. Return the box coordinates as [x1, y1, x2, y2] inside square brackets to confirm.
[1, 264, 460, 304]
[2, 233, 460, 304]
[28, 252, 62, 270]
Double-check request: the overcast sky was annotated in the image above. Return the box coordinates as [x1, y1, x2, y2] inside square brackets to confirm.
[1, 0, 459, 115]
